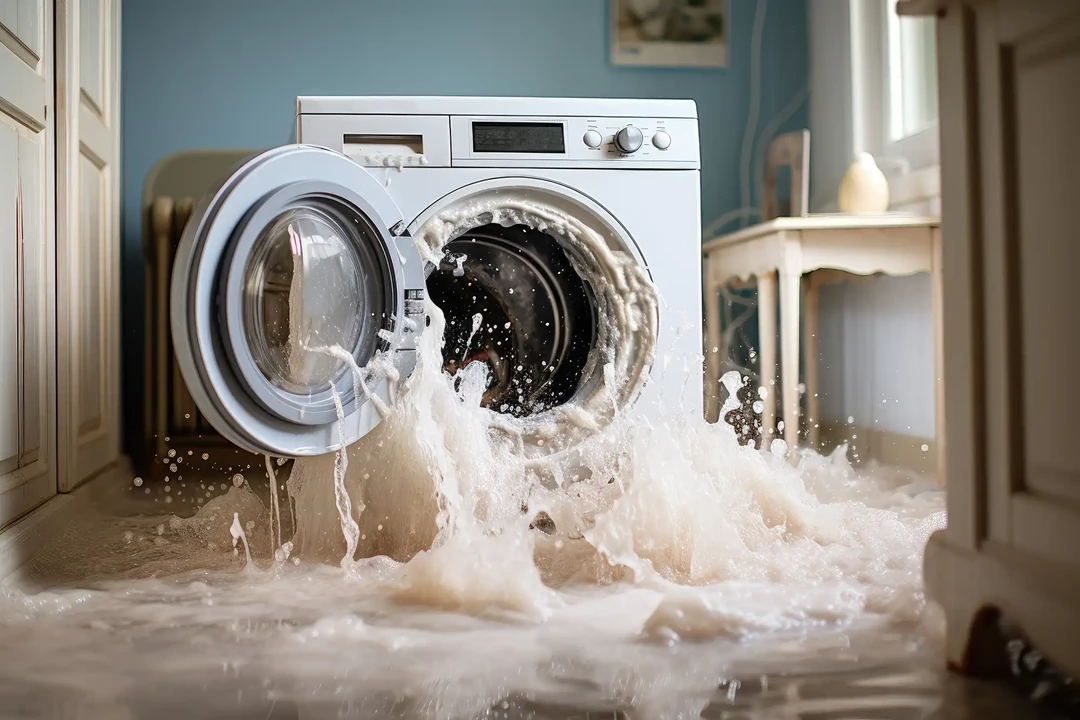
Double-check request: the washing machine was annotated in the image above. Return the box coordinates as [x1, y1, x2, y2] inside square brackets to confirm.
[171, 96, 702, 458]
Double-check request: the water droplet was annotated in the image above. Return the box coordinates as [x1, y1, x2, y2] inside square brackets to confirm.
[847, 416, 855, 425]
[232, 474, 244, 488]
[202, 453, 209, 460]
[133, 477, 143, 487]
[168, 449, 176, 458]
[921, 444, 930, 452]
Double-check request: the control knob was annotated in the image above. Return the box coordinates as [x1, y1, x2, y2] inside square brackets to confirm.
[614, 126, 644, 154]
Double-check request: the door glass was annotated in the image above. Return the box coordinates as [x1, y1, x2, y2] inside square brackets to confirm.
[243, 206, 369, 396]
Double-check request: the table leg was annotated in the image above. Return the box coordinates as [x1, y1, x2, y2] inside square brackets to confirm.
[803, 272, 820, 449]
[780, 269, 801, 450]
[931, 227, 946, 486]
[757, 272, 778, 441]
[704, 279, 722, 423]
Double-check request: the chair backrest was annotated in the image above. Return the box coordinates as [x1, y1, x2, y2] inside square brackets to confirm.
[762, 129, 810, 221]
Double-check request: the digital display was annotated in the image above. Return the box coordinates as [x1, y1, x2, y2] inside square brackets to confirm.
[472, 122, 565, 154]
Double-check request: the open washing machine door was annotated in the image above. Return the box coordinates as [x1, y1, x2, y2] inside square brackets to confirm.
[171, 145, 426, 457]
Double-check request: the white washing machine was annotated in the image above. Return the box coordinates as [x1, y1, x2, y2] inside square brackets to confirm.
[171, 96, 702, 458]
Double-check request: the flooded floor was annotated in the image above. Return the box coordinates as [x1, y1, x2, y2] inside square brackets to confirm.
[0, 301, 1059, 719]
[2, 449, 1047, 719]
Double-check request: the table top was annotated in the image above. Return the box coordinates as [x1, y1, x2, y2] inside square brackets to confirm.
[702, 213, 940, 253]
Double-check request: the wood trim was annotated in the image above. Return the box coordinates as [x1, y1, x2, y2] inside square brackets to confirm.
[818, 420, 937, 476]
[936, 4, 986, 550]
[0, 454, 131, 580]
[976, 5, 1021, 545]
[1011, 494, 1080, 573]
[702, 214, 939, 252]
[55, 0, 121, 491]
[0, 480, 75, 578]
[0, 38, 46, 131]
[924, 535, 1080, 681]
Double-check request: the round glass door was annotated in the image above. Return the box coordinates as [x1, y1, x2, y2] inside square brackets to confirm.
[171, 145, 426, 457]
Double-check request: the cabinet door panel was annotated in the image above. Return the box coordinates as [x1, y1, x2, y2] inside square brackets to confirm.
[0, 0, 55, 531]
[57, 0, 120, 488]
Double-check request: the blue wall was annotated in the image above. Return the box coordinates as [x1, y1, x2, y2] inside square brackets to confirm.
[120, 0, 808, 447]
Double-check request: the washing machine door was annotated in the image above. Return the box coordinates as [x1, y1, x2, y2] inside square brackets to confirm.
[171, 145, 426, 458]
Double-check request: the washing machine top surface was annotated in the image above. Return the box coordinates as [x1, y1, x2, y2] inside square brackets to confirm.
[296, 95, 699, 120]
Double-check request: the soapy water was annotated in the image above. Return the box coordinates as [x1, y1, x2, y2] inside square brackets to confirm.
[0, 202, 950, 717]
[0, 301, 948, 717]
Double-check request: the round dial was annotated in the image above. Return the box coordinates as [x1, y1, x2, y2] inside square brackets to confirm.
[652, 131, 672, 150]
[582, 130, 603, 149]
[614, 126, 644, 154]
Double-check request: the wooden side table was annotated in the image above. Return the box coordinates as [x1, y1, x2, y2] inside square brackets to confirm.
[702, 214, 943, 470]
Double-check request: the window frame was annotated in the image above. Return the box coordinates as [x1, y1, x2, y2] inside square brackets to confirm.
[850, 0, 940, 207]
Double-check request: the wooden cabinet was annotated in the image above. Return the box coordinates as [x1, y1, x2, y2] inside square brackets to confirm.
[0, 0, 120, 531]
[0, 0, 58, 531]
[901, 0, 1080, 680]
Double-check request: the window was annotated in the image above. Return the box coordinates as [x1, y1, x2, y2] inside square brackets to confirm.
[887, 1, 938, 142]
[852, 0, 940, 204]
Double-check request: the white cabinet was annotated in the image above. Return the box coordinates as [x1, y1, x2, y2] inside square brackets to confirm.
[0, 0, 120, 530]
[57, 0, 121, 489]
[902, 0, 1080, 681]
[0, 0, 57, 531]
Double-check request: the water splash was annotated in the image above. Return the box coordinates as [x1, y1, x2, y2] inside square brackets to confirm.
[229, 512, 254, 569]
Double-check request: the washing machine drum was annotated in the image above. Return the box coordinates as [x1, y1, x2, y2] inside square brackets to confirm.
[427, 223, 598, 418]
[171, 145, 427, 457]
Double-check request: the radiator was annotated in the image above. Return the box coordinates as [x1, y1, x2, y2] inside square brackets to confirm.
[140, 196, 251, 480]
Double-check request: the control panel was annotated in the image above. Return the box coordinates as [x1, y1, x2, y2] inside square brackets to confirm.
[448, 115, 699, 169]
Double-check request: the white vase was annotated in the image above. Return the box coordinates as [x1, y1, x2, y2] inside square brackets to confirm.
[838, 153, 890, 213]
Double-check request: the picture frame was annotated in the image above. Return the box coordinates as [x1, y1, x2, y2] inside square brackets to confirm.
[611, 0, 729, 69]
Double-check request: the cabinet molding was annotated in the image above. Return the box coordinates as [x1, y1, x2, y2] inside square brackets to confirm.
[55, 0, 121, 490]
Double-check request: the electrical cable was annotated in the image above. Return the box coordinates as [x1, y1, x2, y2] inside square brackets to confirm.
[738, 0, 768, 228]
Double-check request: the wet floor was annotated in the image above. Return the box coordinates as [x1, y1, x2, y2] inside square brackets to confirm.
[0, 478, 1055, 720]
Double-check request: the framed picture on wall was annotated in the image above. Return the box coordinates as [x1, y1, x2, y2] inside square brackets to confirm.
[611, 0, 729, 68]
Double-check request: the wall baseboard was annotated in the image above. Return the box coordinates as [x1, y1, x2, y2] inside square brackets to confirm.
[817, 420, 937, 477]
[0, 456, 132, 582]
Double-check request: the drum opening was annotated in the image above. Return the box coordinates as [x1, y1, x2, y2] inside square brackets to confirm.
[425, 223, 598, 417]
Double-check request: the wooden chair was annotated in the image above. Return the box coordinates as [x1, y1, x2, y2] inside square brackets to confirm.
[762, 129, 810, 221]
